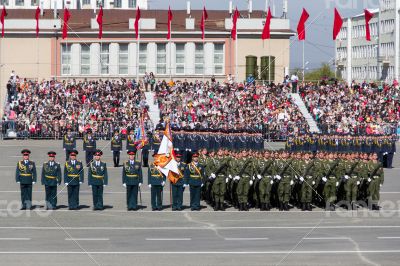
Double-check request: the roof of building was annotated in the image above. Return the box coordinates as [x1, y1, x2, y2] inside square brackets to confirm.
[4, 9, 294, 34]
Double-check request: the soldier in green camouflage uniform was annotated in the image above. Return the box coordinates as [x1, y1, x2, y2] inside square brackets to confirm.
[210, 150, 230, 211]
[342, 153, 362, 210]
[298, 153, 315, 211]
[235, 150, 254, 211]
[273, 151, 293, 211]
[366, 153, 384, 210]
[258, 151, 274, 211]
[321, 152, 342, 211]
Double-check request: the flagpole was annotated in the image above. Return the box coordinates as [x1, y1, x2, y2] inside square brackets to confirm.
[235, 27, 238, 82]
[302, 41, 305, 85]
[136, 25, 140, 84]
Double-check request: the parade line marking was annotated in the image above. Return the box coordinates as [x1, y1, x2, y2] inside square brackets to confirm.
[1, 226, 400, 230]
[0, 250, 399, 254]
[145, 238, 191, 241]
[377, 237, 400, 239]
[0, 238, 31, 241]
[303, 237, 350, 240]
[65, 238, 109, 241]
[224, 238, 269, 241]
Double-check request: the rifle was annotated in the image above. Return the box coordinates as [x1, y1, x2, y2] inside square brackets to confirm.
[369, 163, 382, 178]
[261, 160, 274, 176]
[347, 161, 359, 176]
[325, 160, 339, 177]
[239, 159, 252, 177]
[303, 161, 314, 177]
[214, 158, 230, 176]
[279, 159, 293, 177]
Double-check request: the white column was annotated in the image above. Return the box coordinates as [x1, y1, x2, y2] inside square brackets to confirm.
[147, 42, 156, 74]
[90, 43, 100, 75]
[395, 0, 400, 81]
[204, 42, 214, 75]
[109, 43, 119, 75]
[346, 18, 352, 86]
[9, 0, 15, 8]
[170, 42, 176, 76]
[166, 42, 173, 77]
[186, 42, 195, 75]
[24, 0, 30, 8]
[71, 43, 80, 75]
[128, 42, 137, 76]
[122, 0, 129, 9]
[104, 0, 111, 8]
[91, 0, 96, 9]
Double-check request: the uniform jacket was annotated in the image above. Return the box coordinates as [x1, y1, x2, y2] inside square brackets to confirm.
[122, 160, 143, 185]
[41, 161, 62, 186]
[16, 160, 37, 184]
[64, 160, 84, 185]
[88, 161, 108, 186]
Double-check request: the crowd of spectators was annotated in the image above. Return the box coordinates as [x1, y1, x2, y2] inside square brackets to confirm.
[300, 82, 400, 135]
[155, 80, 310, 140]
[2, 75, 151, 139]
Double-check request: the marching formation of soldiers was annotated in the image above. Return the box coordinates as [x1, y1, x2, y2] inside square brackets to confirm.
[198, 149, 384, 211]
[15, 145, 385, 212]
[286, 134, 397, 168]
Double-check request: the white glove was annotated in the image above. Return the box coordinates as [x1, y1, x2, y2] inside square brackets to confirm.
[380, 184, 382, 187]
[252, 176, 255, 180]
[201, 183, 204, 187]
[357, 181, 360, 185]
[183, 184, 188, 187]
[123, 183, 126, 187]
[312, 181, 316, 185]
[17, 181, 20, 184]
[336, 182, 339, 187]
[270, 180, 274, 184]
[32, 182, 35, 185]
[226, 178, 229, 183]
[290, 180, 294, 186]
[295, 175, 298, 180]
[65, 183, 69, 186]
[208, 176, 213, 180]
[229, 175, 232, 179]
[257, 174, 262, 180]
[79, 182, 82, 185]
[275, 175, 281, 180]
[344, 175, 349, 180]
[139, 183, 142, 187]
[63, 148, 66, 150]
[299, 177, 304, 182]
[162, 181, 165, 186]
[368, 178, 371, 182]
[322, 177, 327, 182]
[89, 185, 92, 187]
[148, 184, 152, 188]
[249, 180, 253, 186]
[211, 173, 216, 178]
[234, 176, 240, 181]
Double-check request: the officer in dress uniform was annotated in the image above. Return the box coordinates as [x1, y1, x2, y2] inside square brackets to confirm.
[88, 150, 108, 210]
[148, 154, 166, 211]
[122, 151, 143, 211]
[111, 129, 122, 167]
[151, 127, 162, 152]
[126, 128, 137, 152]
[64, 150, 84, 210]
[63, 128, 76, 160]
[184, 152, 205, 211]
[83, 128, 97, 167]
[16, 149, 37, 210]
[141, 131, 151, 168]
[172, 153, 186, 211]
[41, 151, 62, 210]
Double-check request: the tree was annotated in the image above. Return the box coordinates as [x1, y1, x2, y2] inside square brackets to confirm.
[304, 63, 335, 82]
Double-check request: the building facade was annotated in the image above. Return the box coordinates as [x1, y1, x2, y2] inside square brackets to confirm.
[0, 0, 147, 9]
[336, 0, 399, 84]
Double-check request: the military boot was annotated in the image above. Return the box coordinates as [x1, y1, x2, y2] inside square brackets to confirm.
[301, 203, 306, 211]
[265, 203, 271, 211]
[279, 202, 283, 211]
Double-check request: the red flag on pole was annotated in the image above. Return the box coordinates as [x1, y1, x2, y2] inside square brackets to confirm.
[261, 7, 272, 40]
[231, 7, 239, 40]
[96, 5, 103, 39]
[62, 8, 71, 40]
[200, 6, 208, 40]
[35, 6, 40, 38]
[333, 8, 343, 40]
[167, 6, 173, 40]
[364, 9, 373, 41]
[1, 6, 7, 38]
[297, 8, 309, 41]
[134, 6, 141, 39]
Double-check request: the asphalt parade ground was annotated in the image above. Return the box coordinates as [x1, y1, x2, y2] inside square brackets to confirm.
[0, 140, 399, 266]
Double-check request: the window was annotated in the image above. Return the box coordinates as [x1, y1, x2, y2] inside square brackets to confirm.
[114, 0, 122, 8]
[61, 44, 71, 75]
[100, 44, 110, 74]
[119, 44, 129, 75]
[157, 43, 167, 74]
[0, 0, 9, 5]
[31, 0, 38, 6]
[82, 0, 91, 4]
[195, 43, 204, 74]
[80, 45, 90, 75]
[214, 43, 224, 74]
[139, 43, 147, 74]
[97, 0, 105, 8]
[129, 0, 137, 8]
[15, 0, 24, 6]
[175, 43, 185, 74]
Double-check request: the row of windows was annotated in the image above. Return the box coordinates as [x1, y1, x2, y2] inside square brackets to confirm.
[351, 45, 378, 59]
[61, 43, 225, 76]
[0, 0, 38, 5]
[0, 0, 137, 8]
[336, 47, 347, 60]
[340, 66, 395, 82]
[381, 0, 395, 11]
[352, 22, 379, 39]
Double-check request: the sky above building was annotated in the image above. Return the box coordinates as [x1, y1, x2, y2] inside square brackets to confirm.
[148, 0, 381, 74]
